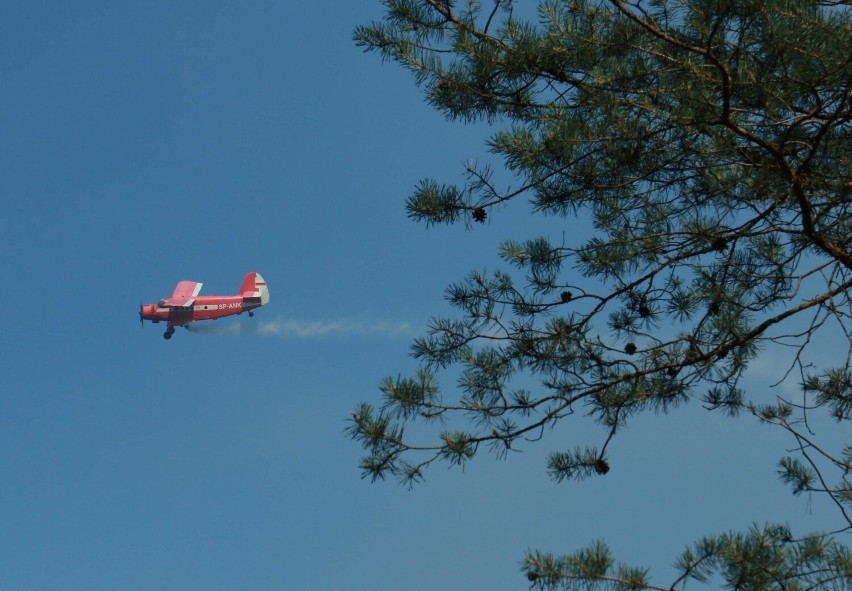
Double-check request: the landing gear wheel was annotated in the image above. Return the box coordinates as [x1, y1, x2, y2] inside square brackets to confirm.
[164, 327, 175, 340]
[249, 311, 254, 317]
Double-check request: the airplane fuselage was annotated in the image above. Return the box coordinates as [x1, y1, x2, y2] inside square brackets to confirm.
[141, 295, 264, 325]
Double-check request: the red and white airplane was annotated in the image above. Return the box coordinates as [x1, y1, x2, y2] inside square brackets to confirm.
[140, 272, 270, 339]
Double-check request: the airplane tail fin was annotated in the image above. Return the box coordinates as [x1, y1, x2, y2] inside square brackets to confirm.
[239, 272, 270, 305]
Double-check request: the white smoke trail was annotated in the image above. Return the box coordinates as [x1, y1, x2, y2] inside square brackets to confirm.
[258, 318, 415, 338]
[186, 317, 415, 338]
[185, 322, 241, 335]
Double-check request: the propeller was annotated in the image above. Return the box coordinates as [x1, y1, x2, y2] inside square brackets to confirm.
[139, 301, 144, 328]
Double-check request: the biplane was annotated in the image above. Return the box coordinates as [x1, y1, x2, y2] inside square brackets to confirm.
[140, 272, 269, 339]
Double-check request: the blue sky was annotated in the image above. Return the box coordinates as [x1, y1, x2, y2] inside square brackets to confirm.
[1, 2, 847, 590]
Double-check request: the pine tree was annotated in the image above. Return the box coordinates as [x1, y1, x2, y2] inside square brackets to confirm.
[349, 1, 852, 588]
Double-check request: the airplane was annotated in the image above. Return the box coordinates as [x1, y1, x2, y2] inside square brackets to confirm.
[139, 272, 270, 339]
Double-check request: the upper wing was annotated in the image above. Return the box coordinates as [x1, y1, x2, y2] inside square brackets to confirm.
[161, 280, 203, 307]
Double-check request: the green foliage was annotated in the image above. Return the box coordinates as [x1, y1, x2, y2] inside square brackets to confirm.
[522, 525, 852, 590]
[352, 0, 851, 588]
[805, 369, 852, 421]
[670, 525, 851, 591]
[546, 446, 610, 482]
